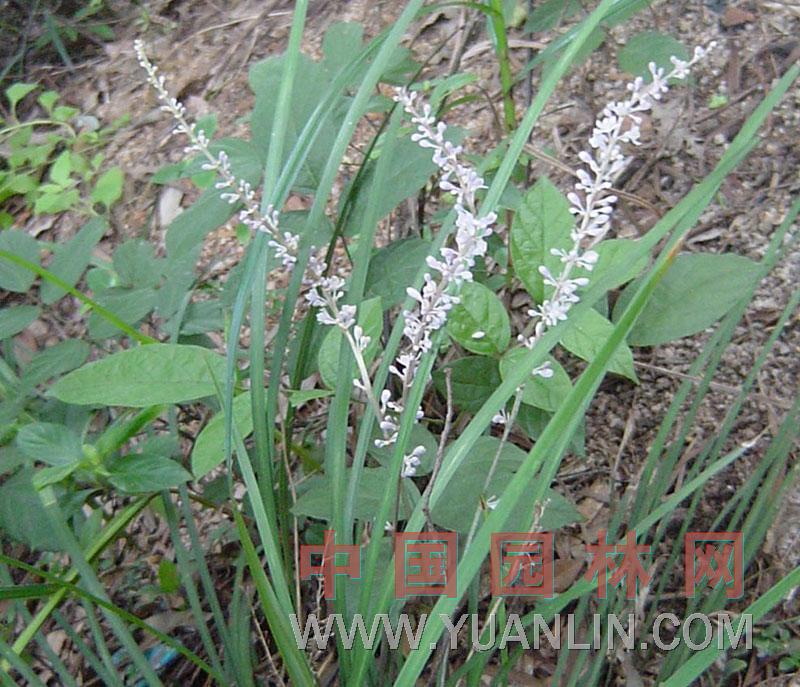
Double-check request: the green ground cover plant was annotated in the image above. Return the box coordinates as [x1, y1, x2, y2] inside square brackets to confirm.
[0, 1, 798, 684]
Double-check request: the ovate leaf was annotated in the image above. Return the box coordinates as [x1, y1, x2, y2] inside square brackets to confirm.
[510, 177, 573, 302]
[108, 453, 191, 493]
[618, 31, 690, 82]
[113, 239, 162, 289]
[293, 468, 420, 521]
[49, 150, 72, 186]
[51, 344, 226, 407]
[321, 22, 365, 80]
[560, 308, 637, 381]
[432, 356, 501, 413]
[249, 53, 344, 194]
[365, 238, 431, 308]
[191, 392, 254, 478]
[87, 287, 156, 339]
[447, 281, 510, 355]
[0, 469, 61, 550]
[431, 436, 582, 533]
[0, 229, 40, 293]
[15, 422, 82, 467]
[6, 83, 37, 113]
[41, 217, 106, 304]
[0, 305, 40, 339]
[588, 238, 649, 290]
[20, 339, 90, 388]
[90, 167, 124, 209]
[615, 253, 761, 346]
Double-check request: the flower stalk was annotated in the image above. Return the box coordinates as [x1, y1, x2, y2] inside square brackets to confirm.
[519, 45, 716, 354]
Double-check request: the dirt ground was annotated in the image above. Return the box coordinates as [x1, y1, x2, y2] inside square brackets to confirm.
[8, 0, 800, 684]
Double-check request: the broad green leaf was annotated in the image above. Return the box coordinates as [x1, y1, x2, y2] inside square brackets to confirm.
[3, 173, 37, 194]
[293, 467, 420, 521]
[617, 31, 690, 82]
[447, 281, 510, 355]
[500, 347, 572, 411]
[345, 130, 462, 236]
[0, 229, 40, 292]
[165, 140, 263, 256]
[0, 447, 29, 476]
[166, 188, 234, 257]
[321, 22, 365, 80]
[5, 83, 37, 112]
[560, 308, 637, 381]
[430, 436, 582, 533]
[432, 355, 501, 413]
[510, 177, 573, 302]
[41, 217, 106, 304]
[156, 245, 200, 320]
[317, 296, 382, 388]
[107, 453, 191, 493]
[49, 150, 72, 186]
[249, 52, 346, 194]
[15, 422, 82, 467]
[614, 253, 761, 346]
[32, 463, 78, 489]
[0, 305, 40, 339]
[33, 188, 80, 214]
[87, 286, 156, 339]
[52, 105, 78, 122]
[365, 238, 431, 308]
[179, 300, 223, 335]
[90, 167, 124, 209]
[191, 391, 254, 478]
[588, 237, 649, 290]
[51, 344, 226, 407]
[0, 469, 61, 550]
[180, 138, 264, 181]
[20, 339, 90, 388]
[37, 90, 59, 113]
[113, 239, 162, 289]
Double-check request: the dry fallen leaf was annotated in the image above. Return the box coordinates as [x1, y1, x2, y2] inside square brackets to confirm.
[722, 6, 756, 28]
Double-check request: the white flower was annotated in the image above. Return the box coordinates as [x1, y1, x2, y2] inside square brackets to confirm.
[337, 304, 356, 330]
[366, 88, 502, 448]
[522, 43, 715, 354]
[352, 325, 371, 352]
[492, 409, 509, 425]
[135, 42, 296, 264]
[401, 445, 426, 478]
[486, 495, 499, 511]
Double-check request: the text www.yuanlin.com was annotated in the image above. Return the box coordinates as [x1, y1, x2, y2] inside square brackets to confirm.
[290, 612, 752, 652]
